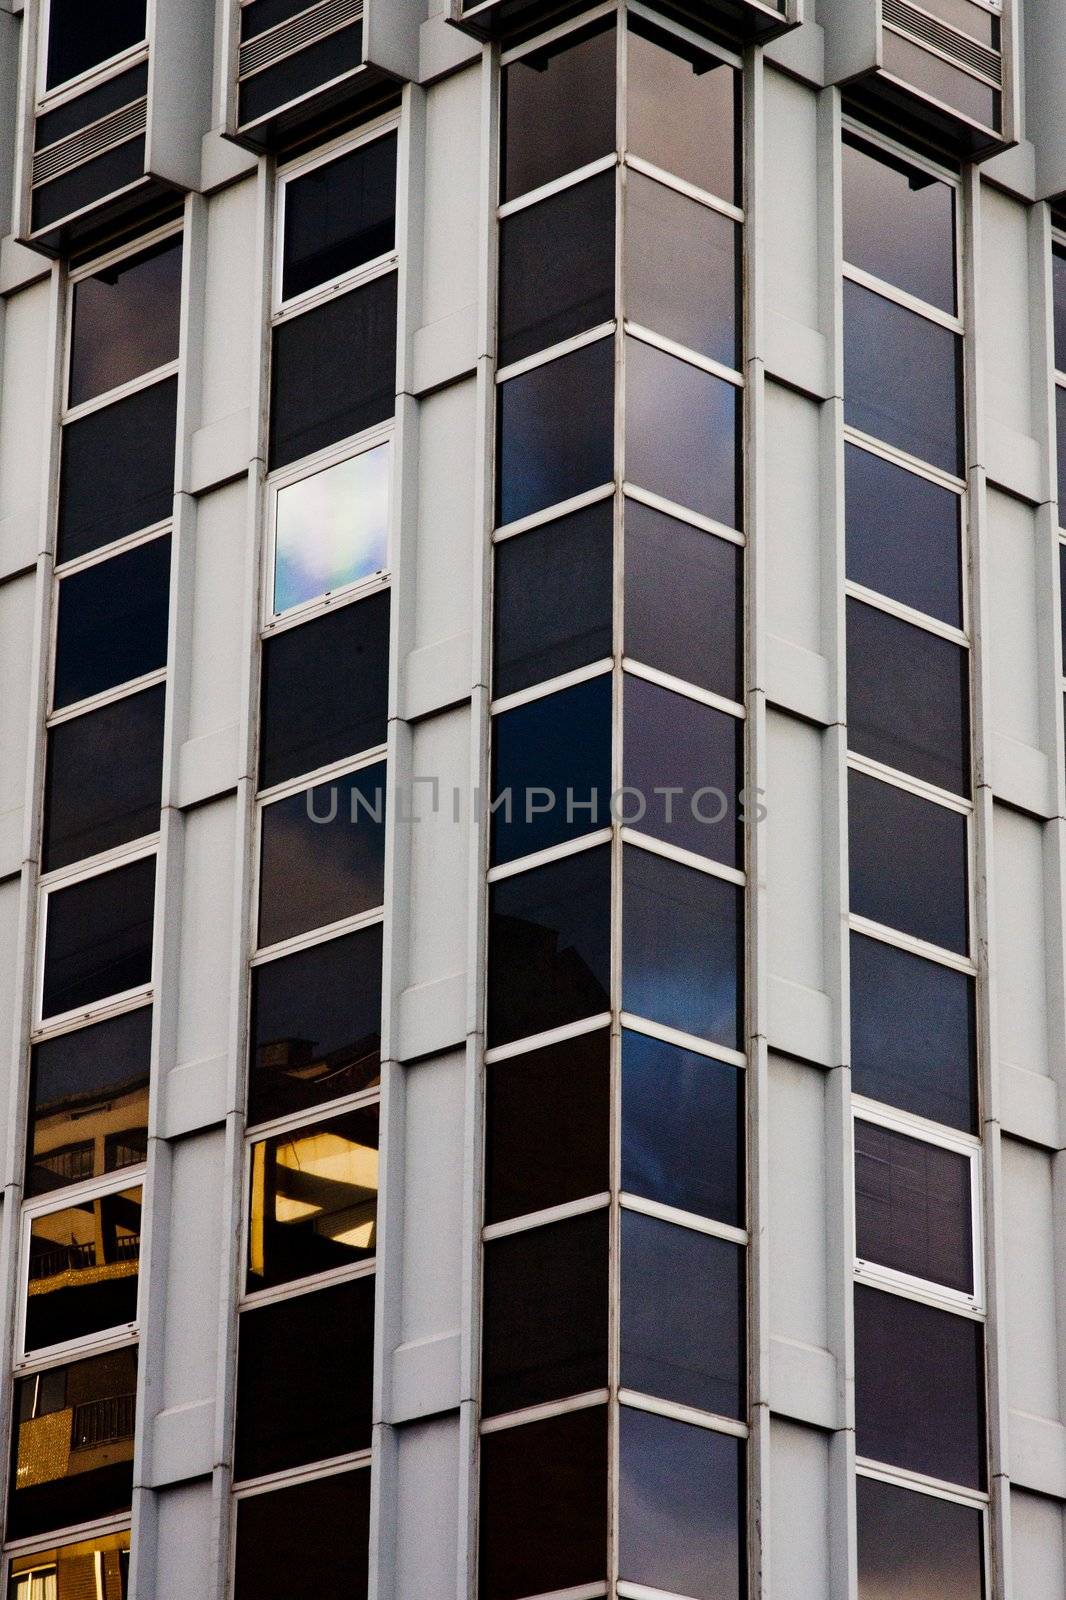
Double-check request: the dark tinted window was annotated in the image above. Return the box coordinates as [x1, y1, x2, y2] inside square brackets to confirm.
[46, 0, 145, 89]
[625, 500, 741, 702]
[488, 844, 611, 1048]
[621, 1028, 743, 1227]
[32, 138, 146, 236]
[237, 23, 363, 127]
[269, 273, 396, 470]
[53, 534, 171, 710]
[1061, 543, 1066, 673]
[479, 1407, 608, 1600]
[498, 171, 615, 368]
[847, 599, 969, 795]
[482, 1209, 609, 1416]
[626, 337, 740, 528]
[493, 501, 613, 698]
[855, 1119, 973, 1295]
[851, 932, 977, 1133]
[501, 22, 615, 203]
[234, 1468, 371, 1600]
[282, 133, 397, 303]
[626, 172, 739, 368]
[845, 443, 962, 628]
[618, 1406, 744, 1600]
[42, 855, 155, 1022]
[1054, 247, 1066, 373]
[235, 1276, 374, 1480]
[25, 1187, 141, 1354]
[623, 846, 742, 1049]
[621, 1210, 744, 1418]
[857, 1474, 985, 1600]
[258, 762, 386, 948]
[843, 137, 956, 314]
[57, 378, 177, 564]
[854, 1284, 985, 1489]
[44, 685, 164, 872]
[486, 1029, 611, 1224]
[627, 24, 738, 205]
[69, 235, 182, 407]
[624, 673, 741, 866]
[844, 281, 962, 475]
[849, 770, 968, 955]
[260, 591, 389, 790]
[8, 1531, 130, 1599]
[1057, 391, 1066, 528]
[247, 1106, 378, 1294]
[28, 1008, 151, 1197]
[8, 1347, 137, 1540]
[497, 337, 614, 527]
[249, 924, 382, 1127]
[491, 676, 612, 867]
[36, 60, 147, 146]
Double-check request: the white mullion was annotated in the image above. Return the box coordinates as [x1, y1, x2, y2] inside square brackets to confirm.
[623, 153, 743, 224]
[231, 1448, 372, 1500]
[854, 1457, 989, 1509]
[255, 741, 388, 806]
[616, 1389, 748, 1440]
[622, 658, 745, 719]
[841, 262, 963, 335]
[60, 361, 180, 428]
[841, 424, 967, 494]
[1, 1513, 131, 1565]
[239, 1257, 377, 1315]
[52, 518, 172, 580]
[490, 658, 613, 716]
[45, 667, 168, 729]
[845, 749, 973, 816]
[243, 1082, 380, 1145]
[499, 3, 616, 66]
[478, 1389, 609, 1435]
[619, 1011, 745, 1069]
[249, 907, 385, 970]
[622, 482, 745, 544]
[270, 255, 399, 332]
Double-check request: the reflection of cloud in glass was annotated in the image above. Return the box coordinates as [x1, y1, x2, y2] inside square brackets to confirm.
[274, 442, 389, 614]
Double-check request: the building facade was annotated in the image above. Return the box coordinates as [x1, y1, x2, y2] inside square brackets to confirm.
[0, 0, 1064, 1596]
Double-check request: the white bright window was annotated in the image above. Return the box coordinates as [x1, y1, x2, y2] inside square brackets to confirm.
[269, 437, 390, 620]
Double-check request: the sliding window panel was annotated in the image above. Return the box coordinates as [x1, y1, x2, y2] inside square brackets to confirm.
[626, 336, 740, 529]
[69, 234, 183, 407]
[848, 771, 968, 955]
[498, 169, 616, 368]
[625, 170, 740, 369]
[857, 1475, 984, 1600]
[842, 136, 957, 315]
[496, 337, 615, 527]
[281, 133, 397, 304]
[24, 1187, 142, 1354]
[844, 444, 962, 629]
[626, 21, 739, 207]
[500, 20, 616, 204]
[843, 282, 962, 476]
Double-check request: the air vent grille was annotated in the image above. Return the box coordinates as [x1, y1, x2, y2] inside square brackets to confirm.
[33, 97, 147, 187]
[883, 0, 1002, 84]
[239, 0, 363, 79]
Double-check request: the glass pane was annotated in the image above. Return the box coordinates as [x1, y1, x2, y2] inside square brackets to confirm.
[234, 1468, 370, 1600]
[235, 1277, 374, 1480]
[1061, 543, 1066, 673]
[479, 1406, 608, 1600]
[53, 533, 171, 710]
[845, 443, 962, 628]
[626, 170, 739, 368]
[28, 1008, 151, 1197]
[501, 21, 615, 203]
[269, 273, 396, 471]
[851, 932, 977, 1133]
[625, 498, 742, 701]
[260, 590, 389, 791]
[847, 598, 970, 795]
[1058, 390, 1066, 528]
[43, 685, 164, 873]
[1054, 247, 1066, 374]
[482, 1209, 609, 1416]
[498, 170, 615, 368]
[496, 336, 614, 527]
[849, 770, 968, 954]
[490, 675, 612, 867]
[46, 0, 145, 88]
[844, 280, 962, 475]
[485, 1028, 611, 1225]
[857, 1475, 985, 1600]
[274, 443, 389, 615]
[493, 499, 613, 698]
[855, 1119, 974, 1295]
[626, 336, 740, 528]
[623, 845, 742, 1050]
[25, 1188, 141, 1354]
[258, 762, 385, 948]
[249, 924, 382, 1127]
[237, 22, 363, 127]
[488, 844, 611, 1048]
[8, 1348, 137, 1540]
[42, 856, 155, 1022]
[9, 1532, 130, 1600]
[247, 1105, 379, 1294]
[618, 1405, 744, 1600]
[37, 60, 146, 148]
[621, 1210, 744, 1418]
[57, 378, 177, 564]
[69, 235, 182, 407]
[627, 22, 738, 205]
[842, 136, 956, 314]
[854, 1284, 985, 1489]
[621, 1028, 743, 1227]
[624, 672, 741, 866]
[282, 133, 397, 303]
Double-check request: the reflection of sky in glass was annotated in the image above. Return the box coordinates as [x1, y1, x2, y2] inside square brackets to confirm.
[274, 442, 389, 614]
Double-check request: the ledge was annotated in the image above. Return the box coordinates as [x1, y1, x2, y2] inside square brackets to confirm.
[767, 976, 835, 1069]
[397, 971, 466, 1063]
[411, 304, 478, 397]
[188, 412, 254, 497]
[402, 631, 473, 722]
[989, 732, 1053, 819]
[763, 310, 830, 401]
[999, 1065, 1061, 1152]
[0, 235, 50, 296]
[389, 1331, 463, 1425]
[144, 1399, 217, 1489]
[984, 422, 1045, 507]
[176, 724, 242, 811]
[1009, 1410, 1066, 1500]
[163, 1054, 230, 1140]
[764, 634, 834, 726]
[769, 1336, 838, 1432]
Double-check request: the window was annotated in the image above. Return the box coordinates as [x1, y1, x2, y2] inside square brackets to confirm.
[498, 168, 615, 368]
[857, 1473, 985, 1600]
[279, 133, 397, 306]
[500, 21, 615, 204]
[53, 532, 171, 710]
[233, 1468, 370, 1600]
[842, 136, 957, 315]
[843, 280, 962, 476]
[625, 335, 740, 529]
[271, 441, 389, 619]
[623, 672, 742, 866]
[625, 169, 740, 369]
[249, 923, 382, 1128]
[40, 854, 156, 1024]
[8, 1530, 131, 1600]
[1053, 244, 1066, 373]
[68, 234, 182, 408]
[43, 685, 164, 872]
[848, 769, 968, 955]
[845, 443, 962, 629]
[496, 336, 615, 527]
[626, 22, 738, 206]
[23, 1185, 141, 1356]
[247, 1106, 378, 1294]
[237, 18, 364, 129]
[44, 0, 146, 92]
[854, 1114, 977, 1300]
[57, 377, 177, 563]
[27, 1007, 152, 1197]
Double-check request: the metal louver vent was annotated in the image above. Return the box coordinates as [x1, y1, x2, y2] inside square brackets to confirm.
[239, 0, 364, 79]
[33, 97, 147, 187]
[882, 0, 1002, 85]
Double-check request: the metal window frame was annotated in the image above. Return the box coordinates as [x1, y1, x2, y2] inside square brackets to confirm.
[35, 0, 149, 110]
[35, 842, 158, 1032]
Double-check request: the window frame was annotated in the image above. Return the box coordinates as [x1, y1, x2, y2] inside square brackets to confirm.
[229, 1448, 373, 1600]
[37, 0, 149, 107]
[855, 1460, 990, 1586]
[35, 842, 157, 1031]
[852, 1099, 984, 1315]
